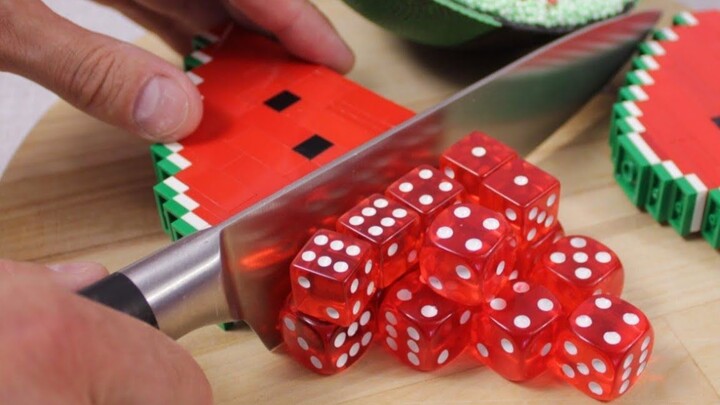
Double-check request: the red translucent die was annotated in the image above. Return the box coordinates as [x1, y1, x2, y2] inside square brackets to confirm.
[472, 281, 562, 381]
[530, 235, 624, 311]
[419, 203, 516, 305]
[290, 230, 378, 326]
[378, 271, 473, 371]
[280, 298, 376, 375]
[515, 222, 565, 280]
[385, 164, 465, 225]
[337, 194, 423, 288]
[439, 131, 517, 201]
[551, 295, 654, 401]
[480, 158, 560, 245]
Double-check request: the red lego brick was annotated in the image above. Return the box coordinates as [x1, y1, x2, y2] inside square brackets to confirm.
[154, 25, 413, 235]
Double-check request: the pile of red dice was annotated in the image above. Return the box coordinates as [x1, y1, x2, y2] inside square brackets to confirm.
[279, 131, 653, 401]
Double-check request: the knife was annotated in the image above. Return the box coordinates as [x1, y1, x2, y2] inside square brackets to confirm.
[79, 11, 661, 350]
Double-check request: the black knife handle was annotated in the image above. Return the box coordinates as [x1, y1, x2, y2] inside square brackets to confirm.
[78, 272, 158, 328]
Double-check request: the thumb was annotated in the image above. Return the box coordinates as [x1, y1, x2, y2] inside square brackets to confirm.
[0, 261, 212, 405]
[1, 2, 202, 142]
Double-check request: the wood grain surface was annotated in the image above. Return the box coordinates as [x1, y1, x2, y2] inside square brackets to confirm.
[2, 1, 718, 403]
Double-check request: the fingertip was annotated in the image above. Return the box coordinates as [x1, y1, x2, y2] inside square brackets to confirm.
[46, 262, 109, 290]
[328, 43, 355, 74]
[226, 0, 355, 74]
[314, 28, 355, 74]
[133, 74, 203, 142]
[280, 28, 355, 75]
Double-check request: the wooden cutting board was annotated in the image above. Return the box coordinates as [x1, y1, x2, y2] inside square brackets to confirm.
[2, 1, 719, 403]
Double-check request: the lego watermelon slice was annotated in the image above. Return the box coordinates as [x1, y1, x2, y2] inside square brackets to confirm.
[611, 11, 720, 248]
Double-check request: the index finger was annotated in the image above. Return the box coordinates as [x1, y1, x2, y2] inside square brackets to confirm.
[227, 0, 355, 73]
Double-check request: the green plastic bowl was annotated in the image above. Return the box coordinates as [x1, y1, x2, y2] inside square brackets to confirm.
[343, 0, 637, 48]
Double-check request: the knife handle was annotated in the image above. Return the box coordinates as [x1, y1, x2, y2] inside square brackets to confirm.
[79, 272, 158, 327]
[77, 227, 234, 339]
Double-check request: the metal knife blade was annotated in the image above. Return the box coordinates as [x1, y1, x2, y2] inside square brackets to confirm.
[80, 10, 660, 350]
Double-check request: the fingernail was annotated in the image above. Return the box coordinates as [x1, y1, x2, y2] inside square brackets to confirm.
[134, 76, 190, 141]
[46, 262, 98, 273]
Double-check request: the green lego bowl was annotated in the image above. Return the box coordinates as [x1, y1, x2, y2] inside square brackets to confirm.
[342, 0, 637, 48]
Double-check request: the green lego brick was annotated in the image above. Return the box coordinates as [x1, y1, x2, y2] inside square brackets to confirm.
[618, 85, 649, 103]
[162, 199, 192, 238]
[612, 116, 646, 142]
[610, 104, 627, 137]
[150, 144, 174, 182]
[150, 144, 174, 163]
[652, 27, 679, 41]
[192, 32, 218, 51]
[153, 182, 180, 234]
[610, 101, 643, 151]
[156, 158, 183, 180]
[610, 105, 626, 150]
[625, 70, 654, 86]
[668, 177, 697, 236]
[632, 55, 661, 71]
[614, 101, 643, 120]
[163, 189, 201, 238]
[638, 40, 666, 57]
[171, 218, 198, 240]
[170, 211, 211, 241]
[673, 11, 699, 26]
[184, 55, 202, 72]
[163, 200, 189, 229]
[183, 50, 213, 72]
[668, 175, 707, 236]
[218, 322, 242, 331]
[153, 177, 187, 234]
[613, 134, 660, 207]
[645, 161, 683, 223]
[610, 82, 648, 169]
[702, 189, 720, 249]
[151, 143, 187, 182]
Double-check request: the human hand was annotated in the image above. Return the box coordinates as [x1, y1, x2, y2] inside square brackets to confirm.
[0, 259, 212, 405]
[0, 0, 353, 142]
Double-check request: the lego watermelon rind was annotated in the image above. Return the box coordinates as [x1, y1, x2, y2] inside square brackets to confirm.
[153, 31, 227, 326]
[702, 190, 720, 248]
[645, 161, 683, 223]
[151, 32, 217, 239]
[610, 11, 719, 247]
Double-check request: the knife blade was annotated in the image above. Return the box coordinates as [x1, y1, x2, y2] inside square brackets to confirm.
[80, 10, 660, 350]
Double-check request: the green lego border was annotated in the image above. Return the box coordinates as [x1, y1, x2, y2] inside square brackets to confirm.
[150, 31, 218, 238]
[673, 11, 699, 27]
[613, 133, 658, 207]
[149, 30, 242, 330]
[702, 190, 720, 248]
[609, 11, 718, 249]
[645, 161, 683, 223]
[667, 175, 707, 236]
